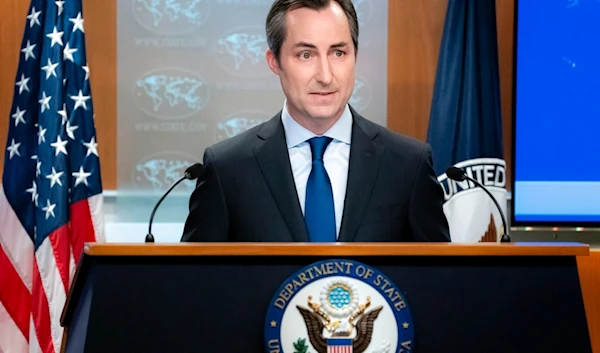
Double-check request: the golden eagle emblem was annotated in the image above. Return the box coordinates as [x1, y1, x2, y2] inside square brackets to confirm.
[296, 294, 383, 353]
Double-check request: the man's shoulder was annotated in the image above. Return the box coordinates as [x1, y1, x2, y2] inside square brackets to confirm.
[353, 113, 428, 156]
[206, 113, 281, 161]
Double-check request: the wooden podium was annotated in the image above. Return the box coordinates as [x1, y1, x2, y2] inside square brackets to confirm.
[60, 243, 593, 353]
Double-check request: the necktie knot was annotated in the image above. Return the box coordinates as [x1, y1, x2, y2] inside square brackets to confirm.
[308, 136, 333, 161]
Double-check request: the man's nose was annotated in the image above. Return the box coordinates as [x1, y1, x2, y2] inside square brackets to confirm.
[315, 56, 333, 85]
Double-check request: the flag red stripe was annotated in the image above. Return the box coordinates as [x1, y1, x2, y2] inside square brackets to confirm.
[69, 199, 96, 265]
[31, 259, 55, 353]
[0, 187, 34, 290]
[48, 226, 71, 294]
[0, 244, 30, 340]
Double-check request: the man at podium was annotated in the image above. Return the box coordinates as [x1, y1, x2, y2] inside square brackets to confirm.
[181, 0, 450, 243]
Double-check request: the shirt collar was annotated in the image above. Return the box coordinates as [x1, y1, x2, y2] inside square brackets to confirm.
[281, 100, 352, 148]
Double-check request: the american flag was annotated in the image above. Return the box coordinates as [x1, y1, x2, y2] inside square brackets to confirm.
[0, 0, 104, 352]
[327, 338, 353, 353]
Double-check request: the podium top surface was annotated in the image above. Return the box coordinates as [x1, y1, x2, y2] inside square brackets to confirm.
[83, 242, 590, 257]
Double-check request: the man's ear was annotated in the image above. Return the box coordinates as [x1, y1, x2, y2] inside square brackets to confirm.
[266, 49, 280, 75]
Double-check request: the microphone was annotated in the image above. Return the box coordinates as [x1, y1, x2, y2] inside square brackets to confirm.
[445, 166, 511, 242]
[145, 163, 205, 243]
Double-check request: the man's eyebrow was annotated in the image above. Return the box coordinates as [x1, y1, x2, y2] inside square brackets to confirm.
[293, 42, 317, 49]
[330, 42, 349, 49]
[293, 41, 349, 49]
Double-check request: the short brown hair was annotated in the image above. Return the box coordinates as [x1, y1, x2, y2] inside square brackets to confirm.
[265, 0, 359, 63]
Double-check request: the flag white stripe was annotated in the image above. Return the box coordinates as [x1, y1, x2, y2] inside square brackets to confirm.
[29, 315, 43, 353]
[0, 300, 28, 353]
[87, 194, 105, 243]
[35, 239, 67, 353]
[0, 187, 33, 291]
[68, 246, 76, 285]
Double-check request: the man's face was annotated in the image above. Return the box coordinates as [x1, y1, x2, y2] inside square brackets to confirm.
[267, 2, 356, 129]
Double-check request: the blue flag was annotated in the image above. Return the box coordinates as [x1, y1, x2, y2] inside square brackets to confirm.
[427, 0, 507, 243]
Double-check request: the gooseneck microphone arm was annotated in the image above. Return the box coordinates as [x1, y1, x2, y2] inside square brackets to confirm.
[145, 163, 205, 243]
[145, 177, 188, 243]
[445, 167, 511, 243]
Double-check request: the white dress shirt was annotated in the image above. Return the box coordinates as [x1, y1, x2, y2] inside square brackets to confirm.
[281, 101, 352, 238]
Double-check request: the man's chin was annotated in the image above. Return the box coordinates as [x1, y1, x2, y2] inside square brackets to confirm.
[305, 107, 343, 122]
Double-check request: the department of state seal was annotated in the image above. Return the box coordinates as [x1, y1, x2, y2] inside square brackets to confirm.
[265, 260, 414, 353]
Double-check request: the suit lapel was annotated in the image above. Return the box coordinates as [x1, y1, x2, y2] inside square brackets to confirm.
[253, 115, 309, 242]
[338, 113, 385, 242]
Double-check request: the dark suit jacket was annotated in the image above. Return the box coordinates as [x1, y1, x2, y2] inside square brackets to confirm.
[182, 108, 450, 242]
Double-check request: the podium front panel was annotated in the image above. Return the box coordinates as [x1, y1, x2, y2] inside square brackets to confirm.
[63, 253, 591, 353]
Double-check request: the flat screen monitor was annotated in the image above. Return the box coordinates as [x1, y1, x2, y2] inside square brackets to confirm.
[513, 0, 600, 225]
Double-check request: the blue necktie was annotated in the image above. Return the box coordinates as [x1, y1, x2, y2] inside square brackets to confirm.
[305, 137, 336, 242]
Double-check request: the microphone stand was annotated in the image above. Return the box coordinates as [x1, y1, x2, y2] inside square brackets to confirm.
[145, 176, 188, 243]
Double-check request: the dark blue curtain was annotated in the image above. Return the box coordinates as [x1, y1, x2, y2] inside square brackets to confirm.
[427, 0, 504, 176]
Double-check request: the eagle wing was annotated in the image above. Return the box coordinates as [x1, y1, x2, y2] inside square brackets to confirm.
[296, 306, 327, 353]
[352, 306, 383, 353]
